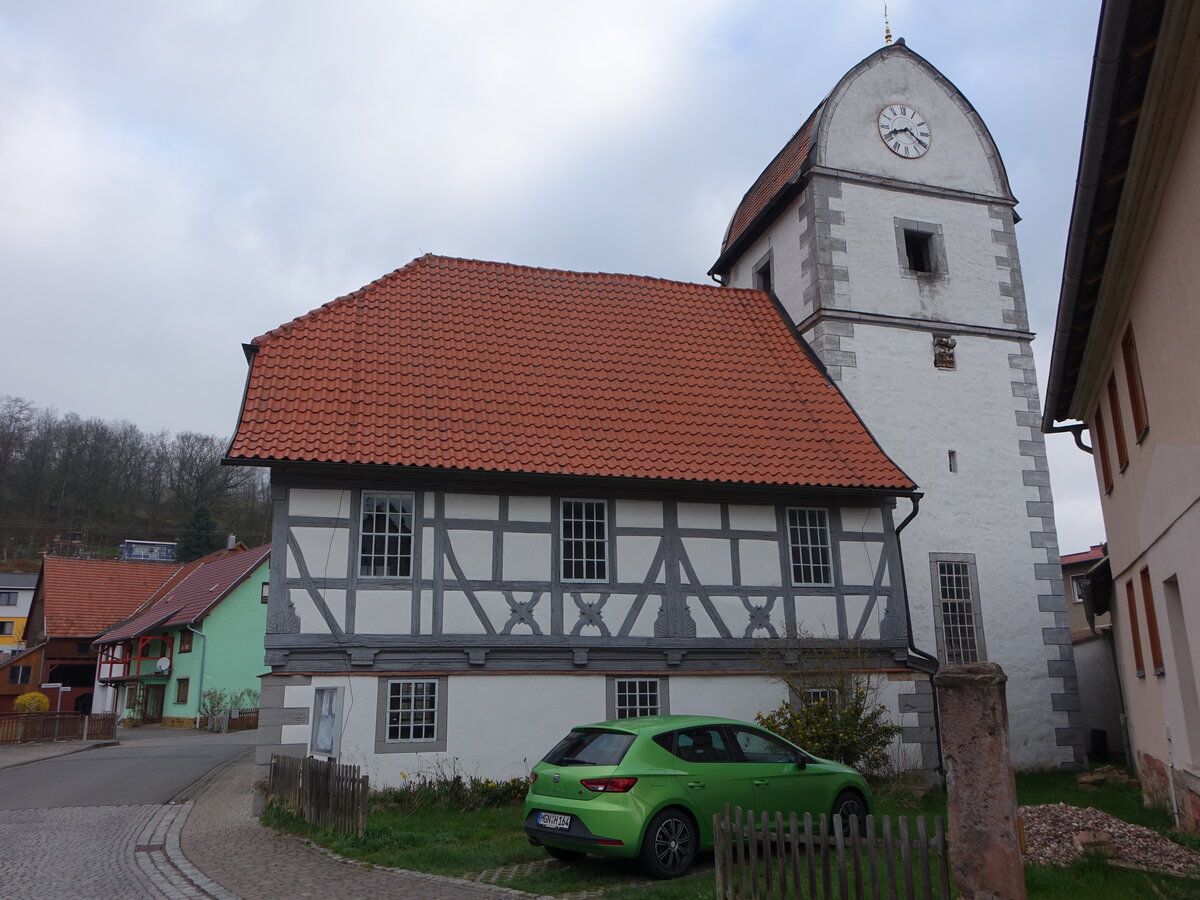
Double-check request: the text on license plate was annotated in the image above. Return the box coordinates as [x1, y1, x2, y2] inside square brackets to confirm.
[538, 812, 571, 830]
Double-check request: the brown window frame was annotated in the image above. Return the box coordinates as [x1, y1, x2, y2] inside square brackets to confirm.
[1140, 567, 1164, 675]
[175, 677, 190, 704]
[1093, 409, 1114, 493]
[1126, 580, 1146, 677]
[1122, 327, 1149, 441]
[1107, 374, 1129, 471]
[178, 630, 193, 653]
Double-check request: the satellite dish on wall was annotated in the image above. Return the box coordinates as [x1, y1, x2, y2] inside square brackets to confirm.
[155, 656, 172, 673]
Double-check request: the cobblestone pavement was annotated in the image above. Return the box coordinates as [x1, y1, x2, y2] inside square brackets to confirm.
[182, 754, 537, 899]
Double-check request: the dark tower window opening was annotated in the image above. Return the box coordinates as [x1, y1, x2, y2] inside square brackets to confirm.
[905, 230, 934, 273]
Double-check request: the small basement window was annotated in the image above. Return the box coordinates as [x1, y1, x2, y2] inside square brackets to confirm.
[904, 230, 934, 273]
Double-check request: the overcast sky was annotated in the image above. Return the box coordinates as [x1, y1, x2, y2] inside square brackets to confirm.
[1, 0, 1105, 553]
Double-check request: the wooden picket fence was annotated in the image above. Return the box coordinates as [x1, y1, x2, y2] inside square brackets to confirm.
[0, 712, 117, 744]
[266, 753, 369, 837]
[713, 806, 952, 900]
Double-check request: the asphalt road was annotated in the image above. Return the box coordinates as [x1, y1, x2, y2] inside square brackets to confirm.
[0, 727, 257, 809]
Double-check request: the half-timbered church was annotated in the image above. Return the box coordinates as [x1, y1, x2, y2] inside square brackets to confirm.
[227, 39, 1080, 789]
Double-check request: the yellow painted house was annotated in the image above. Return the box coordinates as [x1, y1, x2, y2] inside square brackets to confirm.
[0, 573, 38, 654]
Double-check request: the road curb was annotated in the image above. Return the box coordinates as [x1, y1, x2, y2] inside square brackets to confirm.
[0, 740, 120, 771]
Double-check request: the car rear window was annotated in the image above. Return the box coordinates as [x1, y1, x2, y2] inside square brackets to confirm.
[543, 729, 635, 766]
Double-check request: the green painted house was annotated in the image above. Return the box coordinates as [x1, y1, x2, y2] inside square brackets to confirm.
[94, 544, 271, 727]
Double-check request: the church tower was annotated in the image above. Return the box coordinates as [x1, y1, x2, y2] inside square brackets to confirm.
[711, 39, 1081, 769]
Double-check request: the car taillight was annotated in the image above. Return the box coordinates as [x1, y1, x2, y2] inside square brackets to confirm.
[580, 777, 638, 793]
[529, 773, 537, 783]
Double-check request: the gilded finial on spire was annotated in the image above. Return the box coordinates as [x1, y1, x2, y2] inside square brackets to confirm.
[884, 5, 892, 46]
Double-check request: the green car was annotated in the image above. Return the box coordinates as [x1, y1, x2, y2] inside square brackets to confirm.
[523, 714, 872, 878]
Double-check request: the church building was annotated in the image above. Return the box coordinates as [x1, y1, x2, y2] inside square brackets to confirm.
[711, 38, 1080, 769]
[228, 39, 1080, 790]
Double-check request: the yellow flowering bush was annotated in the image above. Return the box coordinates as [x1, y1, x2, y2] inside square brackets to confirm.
[14, 691, 50, 713]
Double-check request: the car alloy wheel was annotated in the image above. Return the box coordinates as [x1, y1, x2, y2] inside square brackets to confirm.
[831, 790, 868, 837]
[640, 808, 697, 878]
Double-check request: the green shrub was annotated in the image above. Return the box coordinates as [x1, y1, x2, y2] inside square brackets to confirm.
[14, 691, 50, 713]
[372, 769, 529, 813]
[757, 688, 900, 774]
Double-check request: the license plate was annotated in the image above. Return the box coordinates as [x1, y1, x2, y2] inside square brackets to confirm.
[538, 812, 572, 830]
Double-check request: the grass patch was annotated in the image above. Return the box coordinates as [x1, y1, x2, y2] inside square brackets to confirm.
[263, 765, 1199, 899]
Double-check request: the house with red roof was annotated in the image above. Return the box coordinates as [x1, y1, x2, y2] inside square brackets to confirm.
[226, 254, 923, 788]
[93, 544, 270, 727]
[0, 558, 182, 713]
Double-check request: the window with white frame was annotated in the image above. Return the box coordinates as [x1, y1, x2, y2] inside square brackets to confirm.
[931, 555, 985, 665]
[561, 499, 608, 582]
[608, 677, 667, 719]
[376, 678, 448, 753]
[359, 492, 414, 578]
[0, 621, 13, 636]
[787, 508, 833, 585]
[312, 686, 343, 757]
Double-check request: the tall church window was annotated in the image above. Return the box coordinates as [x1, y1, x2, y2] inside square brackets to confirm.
[753, 252, 774, 296]
[930, 553, 985, 665]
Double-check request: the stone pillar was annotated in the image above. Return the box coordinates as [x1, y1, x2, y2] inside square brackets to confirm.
[933, 662, 1026, 900]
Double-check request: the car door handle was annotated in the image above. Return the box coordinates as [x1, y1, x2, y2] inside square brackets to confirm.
[752, 780, 770, 786]
[686, 781, 705, 789]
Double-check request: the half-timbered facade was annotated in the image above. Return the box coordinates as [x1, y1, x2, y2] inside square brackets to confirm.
[227, 255, 921, 788]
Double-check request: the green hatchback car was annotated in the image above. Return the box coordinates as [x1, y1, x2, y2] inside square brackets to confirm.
[523, 714, 872, 878]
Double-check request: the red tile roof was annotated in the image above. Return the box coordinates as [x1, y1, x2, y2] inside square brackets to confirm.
[97, 545, 270, 644]
[229, 256, 913, 492]
[712, 104, 823, 273]
[1061, 544, 1106, 567]
[41, 558, 182, 638]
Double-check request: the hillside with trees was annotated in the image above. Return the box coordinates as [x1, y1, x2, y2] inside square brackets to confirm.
[0, 395, 270, 568]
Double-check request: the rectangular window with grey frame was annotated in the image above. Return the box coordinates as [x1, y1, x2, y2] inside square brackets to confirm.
[608, 677, 668, 719]
[376, 677, 448, 753]
[359, 492, 414, 578]
[561, 499, 609, 582]
[931, 554, 985, 664]
[894, 218, 947, 278]
[787, 507, 833, 585]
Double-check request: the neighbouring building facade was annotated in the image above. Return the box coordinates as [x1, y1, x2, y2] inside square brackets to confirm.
[0, 558, 181, 714]
[226, 256, 924, 790]
[1044, 0, 1200, 828]
[0, 572, 37, 659]
[94, 545, 270, 727]
[709, 39, 1080, 768]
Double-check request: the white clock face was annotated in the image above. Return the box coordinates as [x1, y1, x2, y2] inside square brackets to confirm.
[878, 105, 931, 158]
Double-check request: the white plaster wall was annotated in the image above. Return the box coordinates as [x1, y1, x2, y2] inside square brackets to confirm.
[740, 540, 783, 586]
[509, 496, 551, 522]
[668, 675, 787, 722]
[290, 526, 349, 579]
[354, 590, 415, 634]
[289, 488, 352, 518]
[729, 504, 775, 531]
[502, 532, 551, 582]
[794, 598, 843, 639]
[441, 591, 487, 633]
[841, 508, 884, 534]
[445, 493, 499, 520]
[684, 538, 733, 585]
[820, 52, 1005, 197]
[447, 530, 493, 581]
[839, 182, 1011, 325]
[678, 502, 722, 529]
[615, 499, 663, 528]
[838, 539, 879, 586]
[290, 588, 345, 634]
[615, 535, 661, 583]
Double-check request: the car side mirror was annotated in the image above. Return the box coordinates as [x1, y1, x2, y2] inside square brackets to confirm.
[793, 755, 807, 770]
